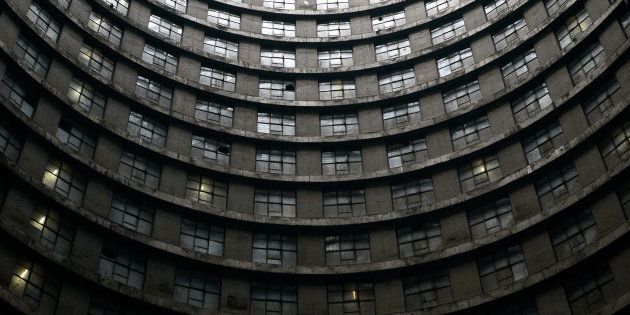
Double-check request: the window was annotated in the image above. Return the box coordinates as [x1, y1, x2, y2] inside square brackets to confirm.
[261, 49, 295, 68]
[14, 35, 50, 77]
[0, 120, 23, 162]
[543, 0, 570, 16]
[565, 265, 618, 314]
[110, 193, 154, 235]
[442, 80, 481, 112]
[42, 158, 86, 204]
[555, 9, 592, 49]
[451, 114, 491, 150]
[195, 99, 233, 127]
[207, 9, 240, 29]
[263, 0, 295, 9]
[259, 79, 296, 100]
[105, 0, 130, 15]
[56, 118, 97, 158]
[135, 75, 173, 108]
[492, 18, 528, 50]
[484, 0, 518, 20]
[318, 49, 353, 67]
[317, 0, 349, 10]
[322, 149, 362, 175]
[262, 20, 296, 37]
[156, 0, 187, 12]
[403, 270, 452, 311]
[180, 217, 225, 255]
[478, 244, 527, 291]
[29, 207, 75, 257]
[458, 154, 501, 192]
[325, 233, 370, 265]
[317, 21, 351, 37]
[550, 208, 598, 260]
[391, 178, 434, 210]
[621, 11, 630, 37]
[251, 283, 297, 314]
[67, 78, 106, 118]
[568, 42, 606, 84]
[257, 112, 296, 135]
[185, 174, 228, 208]
[174, 267, 220, 309]
[191, 134, 230, 166]
[582, 79, 621, 125]
[319, 79, 355, 100]
[372, 11, 406, 32]
[320, 112, 358, 136]
[9, 259, 60, 306]
[58, 0, 71, 9]
[378, 69, 416, 94]
[254, 188, 296, 217]
[142, 43, 177, 73]
[98, 242, 145, 289]
[382, 101, 421, 129]
[523, 122, 564, 164]
[118, 150, 161, 189]
[510, 83, 552, 123]
[27, 2, 61, 42]
[148, 14, 182, 42]
[200, 66, 236, 92]
[437, 47, 474, 77]
[426, 0, 460, 16]
[203, 36, 238, 59]
[535, 163, 580, 209]
[327, 282, 375, 314]
[387, 137, 427, 168]
[78, 43, 115, 80]
[323, 189, 366, 217]
[375, 38, 411, 61]
[87, 12, 122, 46]
[501, 48, 538, 84]
[252, 233, 297, 265]
[618, 181, 630, 219]
[127, 111, 167, 147]
[397, 220, 442, 257]
[598, 118, 630, 169]
[256, 147, 296, 174]
[431, 18, 466, 44]
[468, 197, 513, 239]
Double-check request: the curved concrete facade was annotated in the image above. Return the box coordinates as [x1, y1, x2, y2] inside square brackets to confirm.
[0, 0, 629, 314]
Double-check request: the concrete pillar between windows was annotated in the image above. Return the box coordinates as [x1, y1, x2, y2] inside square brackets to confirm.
[369, 227, 398, 262]
[224, 227, 252, 261]
[590, 191, 626, 234]
[449, 261, 482, 300]
[522, 231, 556, 274]
[374, 276, 405, 314]
[535, 286, 572, 314]
[297, 188, 323, 218]
[56, 280, 90, 314]
[365, 184, 393, 215]
[297, 283, 327, 314]
[297, 235, 325, 266]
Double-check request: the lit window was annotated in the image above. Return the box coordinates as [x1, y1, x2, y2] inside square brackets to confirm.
[195, 99, 233, 127]
[109, 193, 154, 235]
[468, 198, 513, 239]
[29, 207, 75, 257]
[382, 101, 421, 129]
[431, 18, 466, 44]
[118, 150, 161, 189]
[262, 20, 296, 37]
[567, 42, 606, 84]
[180, 217, 225, 255]
[320, 112, 358, 136]
[391, 178, 434, 210]
[322, 149, 362, 175]
[387, 137, 427, 168]
[550, 208, 598, 260]
[42, 158, 86, 204]
[325, 233, 370, 265]
[203, 36, 238, 59]
[200, 66, 236, 92]
[442, 80, 481, 112]
[402, 269, 452, 311]
[27, 2, 61, 42]
[142, 43, 178, 73]
[252, 233, 297, 265]
[127, 110, 167, 147]
[207, 9, 240, 29]
[317, 21, 351, 37]
[174, 267, 220, 309]
[257, 112, 296, 135]
[67, 78, 106, 118]
[98, 242, 145, 289]
[555, 9, 592, 49]
[535, 163, 580, 209]
[185, 174, 228, 208]
[457, 154, 502, 192]
[259, 79, 296, 100]
[191, 134, 230, 166]
[14, 34, 50, 77]
[319, 79, 355, 100]
[375, 38, 411, 61]
[323, 189, 366, 217]
[318, 49, 353, 67]
[78, 43, 115, 80]
[510, 83, 552, 123]
[256, 147, 296, 174]
[478, 244, 527, 291]
[492, 18, 528, 50]
[254, 188, 296, 217]
[135, 75, 173, 108]
[437, 47, 474, 77]
[522, 122, 564, 164]
[9, 259, 61, 306]
[87, 12, 122, 46]
[327, 282, 375, 314]
[251, 283, 297, 314]
[397, 220, 442, 257]
[316, 0, 349, 10]
[261, 49, 296, 67]
[372, 11, 406, 32]
[148, 14, 182, 42]
[425, 0, 460, 16]
[56, 118, 97, 158]
[378, 69, 416, 94]
[450, 114, 491, 150]
[500, 48, 538, 84]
